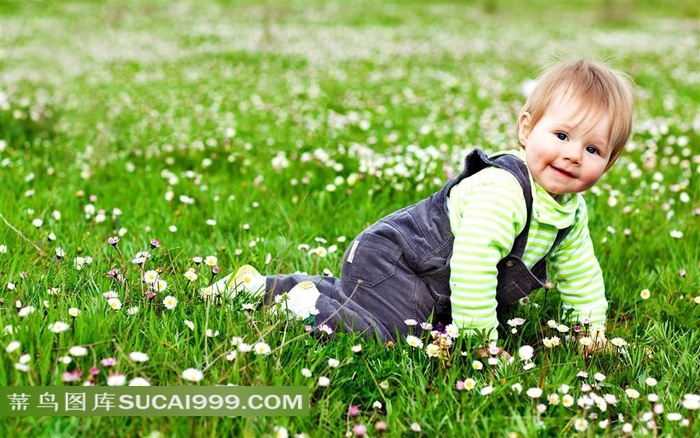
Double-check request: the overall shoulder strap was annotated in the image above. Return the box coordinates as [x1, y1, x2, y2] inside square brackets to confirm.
[488, 152, 532, 258]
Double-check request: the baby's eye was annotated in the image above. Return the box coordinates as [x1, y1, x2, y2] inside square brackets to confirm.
[585, 146, 599, 155]
[556, 132, 568, 141]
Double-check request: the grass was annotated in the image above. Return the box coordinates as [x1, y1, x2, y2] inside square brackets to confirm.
[1, 1, 699, 437]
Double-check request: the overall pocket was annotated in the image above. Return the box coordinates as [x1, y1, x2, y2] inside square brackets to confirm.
[342, 233, 402, 288]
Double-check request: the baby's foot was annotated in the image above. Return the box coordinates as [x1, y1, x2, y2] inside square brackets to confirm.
[272, 280, 320, 320]
[207, 264, 266, 298]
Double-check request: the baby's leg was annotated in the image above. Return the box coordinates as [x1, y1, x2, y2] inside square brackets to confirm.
[266, 274, 393, 340]
[265, 274, 332, 319]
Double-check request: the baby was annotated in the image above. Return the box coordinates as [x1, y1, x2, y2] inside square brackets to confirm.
[210, 58, 634, 344]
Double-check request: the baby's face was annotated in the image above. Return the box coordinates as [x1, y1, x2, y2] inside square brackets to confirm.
[518, 93, 612, 197]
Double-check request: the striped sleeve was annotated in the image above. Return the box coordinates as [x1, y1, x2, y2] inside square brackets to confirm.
[448, 169, 527, 341]
[548, 201, 608, 326]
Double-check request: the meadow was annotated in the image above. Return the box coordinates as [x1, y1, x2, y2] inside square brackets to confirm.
[1, 1, 699, 436]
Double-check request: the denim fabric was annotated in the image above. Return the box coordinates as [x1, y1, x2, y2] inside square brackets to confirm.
[266, 148, 571, 341]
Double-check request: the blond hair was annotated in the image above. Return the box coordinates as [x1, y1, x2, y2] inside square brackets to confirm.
[519, 58, 634, 171]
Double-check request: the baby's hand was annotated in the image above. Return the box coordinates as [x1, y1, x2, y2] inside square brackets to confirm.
[578, 334, 610, 356]
[476, 346, 511, 360]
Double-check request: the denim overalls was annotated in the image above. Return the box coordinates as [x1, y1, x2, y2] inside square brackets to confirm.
[266, 149, 571, 341]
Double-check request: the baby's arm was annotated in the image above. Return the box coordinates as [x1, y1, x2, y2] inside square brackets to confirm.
[549, 201, 608, 329]
[448, 169, 527, 341]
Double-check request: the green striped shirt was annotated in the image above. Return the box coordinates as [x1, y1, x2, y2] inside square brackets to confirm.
[446, 150, 607, 340]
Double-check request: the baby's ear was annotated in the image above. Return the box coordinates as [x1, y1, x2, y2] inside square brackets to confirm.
[518, 112, 532, 147]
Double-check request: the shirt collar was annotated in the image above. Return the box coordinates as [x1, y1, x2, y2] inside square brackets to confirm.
[508, 148, 579, 228]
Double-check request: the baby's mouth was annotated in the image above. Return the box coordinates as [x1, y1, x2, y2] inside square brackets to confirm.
[551, 165, 575, 178]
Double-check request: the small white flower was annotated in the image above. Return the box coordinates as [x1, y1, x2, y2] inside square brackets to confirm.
[404, 319, 418, 326]
[128, 377, 151, 386]
[681, 394, 700, 410]
[610, 337, 628, 347]
[18, 306, 36, 317]
[49, 321, 70, 334]
[301, 368, 312, 378]
[316, 324, 333, 335]
[5, 341, 20, 353]
[547, 393, 560, 405]
[184, 269, 198, 281]
[254, 342, 271, 355]
[129, 352, 149, 363]
[69, 346, 88, 357]
[405, 335, 423, 349]
[518, 345, 534, 361]
[143, 270, 159, 284]
[182, 368, 204, 382]
[107, 374, 127, 386]
[445, 323, 460, 338]
[666, 413, 683, 421]
[425, 344, 440, 357]
[562, 394, 575, 407]
[153, 279, 168, 293]
[526, 387, 543, 398]
[15, 363, 30, 372]
[625, 388, 640, 399]
[328, 358, 340, 368]
[68, 307, 81, 317]
[480, 385, 494, 396]
[163, 295, 178, 310]
[574, 418, 588, 432]
[107, 298, 122, 310]
[317, 376, 330, 387]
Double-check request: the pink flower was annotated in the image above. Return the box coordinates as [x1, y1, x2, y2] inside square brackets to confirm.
[100, 357, 117, 367]
[348, 405, 360, 417]
[61, 370, 83, 382]
[352, 424, 367, 436]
